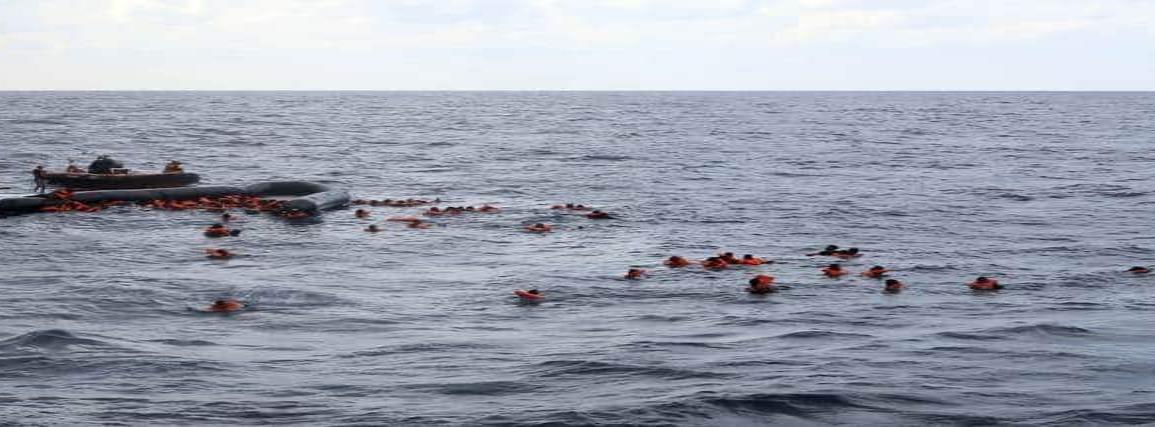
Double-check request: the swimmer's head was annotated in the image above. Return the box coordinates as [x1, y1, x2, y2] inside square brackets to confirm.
[825, 245, 839, 251]
[846, 248, 859, 254]
[828, 264, 841, 269]
[870, 266, 885, 271]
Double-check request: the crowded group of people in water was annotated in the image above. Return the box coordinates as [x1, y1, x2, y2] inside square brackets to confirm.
[13, 181, 1152, 311]
[516, 242, 1152, 302]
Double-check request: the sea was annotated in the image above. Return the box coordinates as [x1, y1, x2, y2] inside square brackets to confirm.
[1, 91, 1154, 425]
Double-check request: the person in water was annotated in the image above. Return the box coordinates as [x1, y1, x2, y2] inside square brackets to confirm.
[407, 220, 431, 229]
[822, 263, 848, 277]
[625, 268, 647, 280]
[740, 254, 768, 265]
[221, 213, 233, 222]
[719, 252, 742, 265]
[664, 256, 692, 268]
[31, 165, 46, 193]
[355, 209, 370, 218]
[525, 223, 552, 233]
[1128, 266, 1151, 274]
[209, 299, 246, 313]
[969, 276, 1003, 290]
[163, 160, 184, 174]
[365, 224, 382, 233]
[833, 248, 861, 259]
[204, 223, 234, 237]
[861, 266, 888, 279]
[586, 210, 612, 219]
[205, 248, 233, 259]
[702, 257, 729, 270]
[884, 279, 904, 293]
[747, 274, 776, 294]
[807, 245, 840, 256]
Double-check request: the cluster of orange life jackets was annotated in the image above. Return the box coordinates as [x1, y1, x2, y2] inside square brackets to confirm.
[424, 205, 501, 216]
[352, 198, 438, 207]
[146, 195, 283, 212]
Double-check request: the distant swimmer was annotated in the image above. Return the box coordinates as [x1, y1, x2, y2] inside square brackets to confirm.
[625, 268, 647, 280]
[586, 210, 612, 219]
[664, 256, 692, 268]
[702, 257, 729, 270]
[747, 274, 776, 294]
[525, 223, 553, 233]
[407, 220, 431, 229]
[822, 263, 848, 278]
[365, 224, 382, 233]
[807, 245, 839, 256]
[386, 216, 421, 222]
[718, 252, 741, 265]
[221, 213, 234, 222]
[514, 289, 543, 301]
[204, 224, 239, 237]
[478, 205, 501, 213]
[884, 279, 904, 293]
[861, 266, 889, 279]
[968, 276, 1003, 291]
[208, 298, 246, 313]
[740, 254, 769, 266]
[205, 248, 233, 260]
[1128, 266, 1151, 274]
[355, 209, 370, 219]
[833, 248, 861, 260]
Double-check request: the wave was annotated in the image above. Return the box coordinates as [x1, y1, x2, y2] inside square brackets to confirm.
[0, 329, 107, 351]
[774, 330, 875, 339]
[534, 360, 731, 380]
[4, 118, 68, 125]
[980, 323, 1092, 337]
[404, 380, 541, 396]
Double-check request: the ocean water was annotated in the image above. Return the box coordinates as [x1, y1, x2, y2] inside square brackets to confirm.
[1, 91, 1155, 425]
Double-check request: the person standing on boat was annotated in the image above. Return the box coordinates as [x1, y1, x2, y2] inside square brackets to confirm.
[31, 165, 46, 193]
[163, 160, 184, 174]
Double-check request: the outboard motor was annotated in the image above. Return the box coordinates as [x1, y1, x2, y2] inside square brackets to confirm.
[87, 156, 124, 174]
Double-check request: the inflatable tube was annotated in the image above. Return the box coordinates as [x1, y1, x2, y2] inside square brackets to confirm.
[244, 181, 332, 197]
[244, 181, 350, 213]
[70, 186, 245, 203]
[0, 181, 348, 216]
[0, 196, 51, 213]
[43, 172, 200, 190]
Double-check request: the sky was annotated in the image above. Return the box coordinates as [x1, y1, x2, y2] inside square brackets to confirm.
[1, 0, 1153, 90]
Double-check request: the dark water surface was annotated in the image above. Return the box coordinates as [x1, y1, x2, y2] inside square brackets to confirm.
[2, 92, 1155, 425]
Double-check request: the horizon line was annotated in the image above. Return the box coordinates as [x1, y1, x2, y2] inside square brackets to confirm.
[1, 89, 1154, 93]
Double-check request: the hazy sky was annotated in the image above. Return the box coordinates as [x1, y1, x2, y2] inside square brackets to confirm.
[1, 0, 1153, 90]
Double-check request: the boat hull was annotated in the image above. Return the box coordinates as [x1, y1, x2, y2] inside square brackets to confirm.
[43, 173, 201, 189]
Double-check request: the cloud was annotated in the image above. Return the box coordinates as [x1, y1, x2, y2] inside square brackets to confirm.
[0, 0, 1152, 89]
